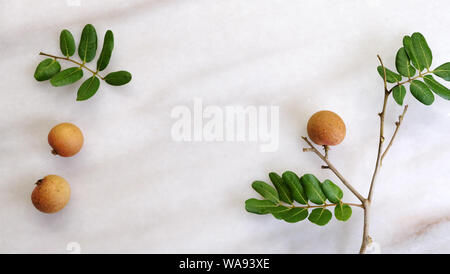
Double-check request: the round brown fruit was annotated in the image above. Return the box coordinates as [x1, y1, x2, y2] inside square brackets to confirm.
[48, 122, 84, 157]
[31, 175, 71, 213]
[307, 110, 346, 146]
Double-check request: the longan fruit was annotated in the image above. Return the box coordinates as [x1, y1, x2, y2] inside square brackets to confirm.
[31, 175, 71, 213]
[307, 110, 346, 146]
[48, 122, 84, 157]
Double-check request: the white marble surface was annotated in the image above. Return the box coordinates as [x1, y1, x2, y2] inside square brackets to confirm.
[1, 0, 450, 254]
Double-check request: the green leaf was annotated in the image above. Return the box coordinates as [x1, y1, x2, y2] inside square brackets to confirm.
[245, 199, 278, 215]
[403, 35, 422, 71]
[423, 75, 450, 100]
[34, 58, 61, 81]
[251, 181, 279, 204]
[412, 32, 432, 70]
[97, 30, 114, 71]
[320, 180, 343, 204]
[104, 71, 132, 86]
[59, 29, 76, 57]
[392, 85, 406, 106]
[410, 80, 435, 105]
[271, 206, 292, 219]
[433, 62, 450, 81]
[308, 208, 332, 226]
[377, 66, 401, 83]
[269, 172, 292, 204]
[300, 174, 326, 205]
[395, 47, 416, 77]
[50, 67, 83, 87]
[281, 208, 309, 223]
[282, 171, 307, 205]
[334, 203, 352, 221]
[78, 24, 98, 63]
[77, 76, 100, 101]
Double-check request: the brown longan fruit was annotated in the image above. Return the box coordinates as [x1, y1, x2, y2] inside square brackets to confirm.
[31, 175, 71, 213]
[307, 110, 346, 146]
[48, 122, 84, 157]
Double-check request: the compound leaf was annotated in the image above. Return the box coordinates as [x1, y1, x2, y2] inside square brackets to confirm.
[282, 171, 308, 205]
[410, 80, 435, 105]
[308, 208, 332, 226]
[252, 181, 279, 204]
[34, 58, 61, 81]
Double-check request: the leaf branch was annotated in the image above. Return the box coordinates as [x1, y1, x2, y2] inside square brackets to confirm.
[283, 202, 364, 209]
[301, 136, 366, 203]
[39, 52, 105, 80]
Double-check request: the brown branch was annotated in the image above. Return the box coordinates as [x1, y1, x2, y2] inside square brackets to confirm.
[301, 136, 366, 203]
[39, 52, 105, 80]
[380, 105, 408, 166]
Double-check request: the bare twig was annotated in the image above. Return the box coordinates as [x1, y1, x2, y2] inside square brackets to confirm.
[380, 105, 408, 166]
[301, 136, 366, 203]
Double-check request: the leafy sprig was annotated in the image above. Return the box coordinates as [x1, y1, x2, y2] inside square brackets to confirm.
[245, 171, 361, 226]
[34, 24, 132, 101]
[376, 32, 450, 105]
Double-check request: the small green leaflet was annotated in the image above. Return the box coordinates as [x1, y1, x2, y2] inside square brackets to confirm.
[433, 62, 450, 81]
[97, 30, 114, 71]
[245, 199, 278, 215]
[392, 85, 406, 106]
[308, 208, 332, 226]
[320, 180, 343, 204]
[59, 29, 75, 57]
[395, 47, 416, 77]
[411, 32, 432, 70]
[410, 80, 434, 105]
[50, 67, 83, 87]
[78, 24, 98, 63]
[251, 181, 279, 204]
[282, 171, 307, 205]
[105, 71, 132, 86]
[269, 172, 292, 204]
[423, 75, 450, 100]
[403, 35, 422, 71]
[334, 203, 352, 221]
[77, 76, 100, 101]
[34, 58, 61, 81]
[377, 66, 401, 83]
[300, 174, 326, 205]
[282, 208, 309, 223]
[271, 206, 292, 219]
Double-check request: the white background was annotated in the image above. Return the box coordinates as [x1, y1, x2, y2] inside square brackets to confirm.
[1, 0, 450, 253]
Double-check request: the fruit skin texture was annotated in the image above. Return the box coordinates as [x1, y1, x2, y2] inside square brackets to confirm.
[307, 110, 346, 146]
[48, 122, 84, 157]
[31, 175, 71, 213]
